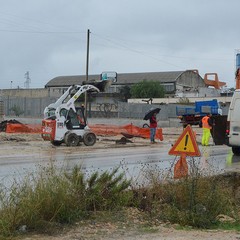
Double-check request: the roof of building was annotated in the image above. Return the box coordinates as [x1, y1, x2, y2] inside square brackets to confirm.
[45, 71, 185, 88]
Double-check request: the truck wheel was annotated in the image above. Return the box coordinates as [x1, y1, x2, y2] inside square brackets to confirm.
[83, 132, 96, 146]
[142, 123, 149, 128]
[64, 132, 80, 147]
[51, 140, 62, 146]
[232, 146, 240, 155]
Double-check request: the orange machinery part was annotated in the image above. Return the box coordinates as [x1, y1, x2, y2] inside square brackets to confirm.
[204, 73, 226, 89]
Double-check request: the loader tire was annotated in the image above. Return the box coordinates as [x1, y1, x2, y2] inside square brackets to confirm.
[51, 140, 62, 146]
[83, 132, 96, 146]
[64, 132, 80, 147]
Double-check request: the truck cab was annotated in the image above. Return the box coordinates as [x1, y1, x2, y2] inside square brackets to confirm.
[226, 89, 240, 155]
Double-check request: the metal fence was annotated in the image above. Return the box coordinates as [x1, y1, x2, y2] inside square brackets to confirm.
[2, 96, 229, 121]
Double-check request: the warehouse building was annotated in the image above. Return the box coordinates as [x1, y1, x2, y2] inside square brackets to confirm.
[45, 70, 221, 99]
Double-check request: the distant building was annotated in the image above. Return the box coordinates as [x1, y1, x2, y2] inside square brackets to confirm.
[45, 70, 222, 99]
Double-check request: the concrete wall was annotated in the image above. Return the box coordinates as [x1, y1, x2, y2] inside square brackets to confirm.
[2, 96, 56, 117]
[129, 96, 232, 104]
[177, 71, 205, 88]
[1, 94, 230, 127]
[0, 88, 50, 98]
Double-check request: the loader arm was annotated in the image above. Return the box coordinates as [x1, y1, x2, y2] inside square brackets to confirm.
[55, 84, 99, 118]
[65, 84, 99, 111]
[44, 85, 79, 119]
[44, 84, 99, 119]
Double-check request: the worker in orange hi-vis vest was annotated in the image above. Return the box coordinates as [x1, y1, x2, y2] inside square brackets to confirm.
[201, 113, 213, 146]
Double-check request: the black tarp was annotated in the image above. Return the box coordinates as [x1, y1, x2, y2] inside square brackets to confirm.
[211, 115, 228, 145]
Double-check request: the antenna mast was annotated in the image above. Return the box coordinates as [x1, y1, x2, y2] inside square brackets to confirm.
[24, 71, 31, 89]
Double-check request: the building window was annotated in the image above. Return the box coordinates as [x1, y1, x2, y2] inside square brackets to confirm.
[162, 83, 175, 93]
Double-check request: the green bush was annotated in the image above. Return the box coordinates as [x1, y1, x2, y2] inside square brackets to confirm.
[130, 80, 165, 98]
[133, 172, 235, 228]
[0, 165, 131, 237]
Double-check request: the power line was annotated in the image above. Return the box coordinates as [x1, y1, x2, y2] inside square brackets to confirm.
[91, 32, 232, 72]
[0, 29, 85, 34]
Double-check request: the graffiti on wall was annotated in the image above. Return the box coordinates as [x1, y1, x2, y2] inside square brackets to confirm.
[96, 103, 118, 117]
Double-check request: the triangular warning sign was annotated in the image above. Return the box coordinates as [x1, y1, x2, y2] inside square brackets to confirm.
[168, 125, 201, 156]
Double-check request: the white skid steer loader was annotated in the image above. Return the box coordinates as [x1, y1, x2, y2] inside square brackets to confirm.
[42, 84, 100, 147]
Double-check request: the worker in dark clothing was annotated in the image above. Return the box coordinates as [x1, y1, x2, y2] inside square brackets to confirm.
[201, 113, 213, 146]
[150, 112, 157, 143]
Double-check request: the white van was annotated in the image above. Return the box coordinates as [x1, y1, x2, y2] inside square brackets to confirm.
[227, 89, 240, 155]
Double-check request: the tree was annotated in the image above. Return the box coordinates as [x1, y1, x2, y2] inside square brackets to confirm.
[119, 85, 131, 102]
[130, 80, 165, 98]
[10, 105, 24, 116]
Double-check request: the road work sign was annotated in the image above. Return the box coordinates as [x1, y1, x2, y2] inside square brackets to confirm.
[168, 125, 201, 157]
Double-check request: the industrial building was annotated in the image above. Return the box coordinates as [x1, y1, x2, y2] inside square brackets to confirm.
[0, 69, 229, 119]
[45, 69, 224, 99]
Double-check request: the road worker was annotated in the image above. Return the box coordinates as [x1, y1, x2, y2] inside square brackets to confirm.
[201, 113, 213, 146]
[150, 112, 158, 143]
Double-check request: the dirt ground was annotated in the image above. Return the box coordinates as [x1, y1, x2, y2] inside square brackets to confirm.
[23, 224, 240, 240]
[1, 127, 238, 240]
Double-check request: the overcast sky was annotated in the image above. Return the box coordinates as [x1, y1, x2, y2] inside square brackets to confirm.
[0, 0, 239, 89]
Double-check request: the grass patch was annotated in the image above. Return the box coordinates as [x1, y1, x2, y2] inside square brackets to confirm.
[131, 160, 239, 229]
[1, 160, 240, 239]
[0, 165, 131, 238]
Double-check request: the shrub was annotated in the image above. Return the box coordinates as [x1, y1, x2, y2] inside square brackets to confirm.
[0, 165, 131, 237]
[132, 163, 235, 228]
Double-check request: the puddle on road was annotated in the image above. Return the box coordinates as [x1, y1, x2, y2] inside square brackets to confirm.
[225, 151, 240, 172]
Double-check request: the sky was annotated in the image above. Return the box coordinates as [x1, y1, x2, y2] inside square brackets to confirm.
[0, 0, 239, 89]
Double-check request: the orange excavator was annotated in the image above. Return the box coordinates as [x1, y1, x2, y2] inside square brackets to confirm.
[189, 69, 226, 89]
[204, 73, 226, 89]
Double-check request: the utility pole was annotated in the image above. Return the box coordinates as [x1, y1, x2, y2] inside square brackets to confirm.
[84, 29, 90, 120]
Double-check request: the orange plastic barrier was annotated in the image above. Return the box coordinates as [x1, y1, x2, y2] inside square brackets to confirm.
[90, 124, 163, 141]
[89, 124, 124, 136]
[6, 123, 42, 133]
[5, 122, 163, 141]
[123, 124, 163, 141]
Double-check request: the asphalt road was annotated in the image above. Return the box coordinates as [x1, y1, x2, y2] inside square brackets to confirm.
[0, 142, 237, 188]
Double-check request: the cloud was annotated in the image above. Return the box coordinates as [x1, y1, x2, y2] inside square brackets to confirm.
[0, 0, 239, 89]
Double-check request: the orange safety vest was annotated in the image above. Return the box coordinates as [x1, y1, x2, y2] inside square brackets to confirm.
[202, 116, 211, 129]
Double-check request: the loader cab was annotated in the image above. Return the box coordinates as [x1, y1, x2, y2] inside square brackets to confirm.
[65, 106, 86, 130]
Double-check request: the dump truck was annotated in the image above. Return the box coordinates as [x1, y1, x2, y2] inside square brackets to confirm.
[176, 99, 222, 127]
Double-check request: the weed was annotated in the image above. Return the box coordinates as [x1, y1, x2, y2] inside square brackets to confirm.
[1, 158, 240, 238]
[0, 164, 131, 238]
[132, 158, 237, 229]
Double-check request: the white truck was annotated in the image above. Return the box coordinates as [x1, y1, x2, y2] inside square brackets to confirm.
[226, 89, 240, 155]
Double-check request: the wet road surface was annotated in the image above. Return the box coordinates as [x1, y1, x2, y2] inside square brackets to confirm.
[0, 143, 239, 188]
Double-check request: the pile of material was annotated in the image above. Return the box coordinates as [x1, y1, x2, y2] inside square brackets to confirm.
[0, 120, 22, 132]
